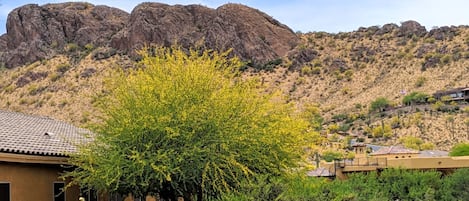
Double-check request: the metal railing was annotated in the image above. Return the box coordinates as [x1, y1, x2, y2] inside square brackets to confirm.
[334, 158, 387, 168]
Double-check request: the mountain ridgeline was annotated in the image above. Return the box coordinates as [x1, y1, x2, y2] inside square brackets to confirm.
[0, 2, 298, 68]
[0, 2, 469, 150]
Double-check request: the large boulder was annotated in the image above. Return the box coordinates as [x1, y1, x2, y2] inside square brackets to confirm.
[111, 3, 299, 64]
[376, 23, 399, 35]
[397, 20, 427, 38]
[427, 26, 457, 40]
[0, 2, 129, 68]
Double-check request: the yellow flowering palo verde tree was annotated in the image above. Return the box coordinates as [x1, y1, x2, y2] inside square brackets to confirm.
[65, 47, 314, 200]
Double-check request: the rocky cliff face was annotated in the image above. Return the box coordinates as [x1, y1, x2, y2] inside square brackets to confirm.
[0, 2, 129, 68]
[0, 2, 299, 68]
[111, 3, 298, 63]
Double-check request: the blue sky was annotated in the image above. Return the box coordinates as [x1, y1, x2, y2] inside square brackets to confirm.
[1, 0, 469, 34]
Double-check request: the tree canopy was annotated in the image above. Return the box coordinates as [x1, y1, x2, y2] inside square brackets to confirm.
[65, 47, 315, 200]
[370, 97, 391, 113]
[402, 91, 429, 106]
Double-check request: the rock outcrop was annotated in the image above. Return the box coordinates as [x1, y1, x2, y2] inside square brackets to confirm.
[0, 2, 299, 68]
[397, 20, 427, 38]
[111, 3, 299, 64]
[0, 2, 129, 68]
[375, 23, 399, 35]
[427, 26, 458, 40]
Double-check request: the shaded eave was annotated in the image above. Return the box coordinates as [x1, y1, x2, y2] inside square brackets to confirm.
[434, 87, 469, 96]
[0, 152, 69, 165]
[0, 147, 71, 157]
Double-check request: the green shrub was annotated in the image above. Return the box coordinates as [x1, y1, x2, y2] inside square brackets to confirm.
[300, 66, 313, 76]
[84, 43, 94, 51]
[427, 97, 436, 103]
[27, 85, 45, 96]
[440, 54, 452, 64]
[372, 124, 392, 138]
[219, 175, 285, 201]
[420, 142, 435, 150]
[257, 58, 282, 71]
[344, 69, 353, 81]
[3, 85, 15, 93]
[49, 73, 61, 82]
[402, 91, 429, 105]
[56, 63, 71, 73]
[441, 168, 469, 200]
[332, 113, 348, 121]
[65, 43, 79, 52]
[339, 123, 351, 132]
[311, 66, 321, 74]
[415, 76, 427, 87]
[327, 124, 340, 133]
[449, 143, 469, 156]
[312, 59, 322, 67]
[424, 37, 436, 44]
[400, 136, 423, 150]
[322, 150, 343, 162]
[431, 101, 445, 111]
[370, 97, 391, 112]
[277, 175, 329, 201]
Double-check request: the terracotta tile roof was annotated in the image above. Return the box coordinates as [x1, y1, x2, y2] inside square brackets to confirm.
[370, 145, 419, 156]
[0, 110, 92, 157]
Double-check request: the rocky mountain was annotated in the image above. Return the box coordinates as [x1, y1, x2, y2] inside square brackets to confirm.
[0, 2, 469, 150]
[111, 3, 298, 63]
[0, 2, 298, 68]
[0, 2, 128, 68]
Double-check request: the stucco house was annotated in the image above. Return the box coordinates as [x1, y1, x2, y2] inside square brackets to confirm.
[433, 86, 469, 102]
[0, 110, 92, 201]
[369, 145, 419, 159]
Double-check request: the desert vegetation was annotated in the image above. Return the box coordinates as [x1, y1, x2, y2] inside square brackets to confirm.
[217, 168, 469, 201]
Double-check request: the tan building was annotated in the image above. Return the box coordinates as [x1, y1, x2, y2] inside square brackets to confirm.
[0, 110, 91, 201]
[351, 143, 368, 158]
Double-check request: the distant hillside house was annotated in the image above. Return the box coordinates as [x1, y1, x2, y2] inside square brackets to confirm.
[369, 145, 419, 159]
[0, 110, 92, 201]
[433, 87, 469, 102]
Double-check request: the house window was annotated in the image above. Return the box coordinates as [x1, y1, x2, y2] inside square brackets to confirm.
[109, 193, 124, 201]
[81, 188, 98, 201]
[54, 182, 65, 201]
[0, 183, 10, 201]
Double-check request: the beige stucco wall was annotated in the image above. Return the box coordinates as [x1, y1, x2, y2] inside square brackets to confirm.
[371, 153, 419, 160]
[337, 156, 469, 177]
[0, 161, 79, 201]
[387, 156, 469, 169]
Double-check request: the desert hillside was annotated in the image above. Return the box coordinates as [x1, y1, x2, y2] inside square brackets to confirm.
[258, 22, 469, 150]
[0, 3, 468, 150]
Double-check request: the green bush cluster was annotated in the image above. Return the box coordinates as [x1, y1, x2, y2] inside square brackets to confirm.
[220, 168, 469, 201]
[402, 92, 429, 106]
[370, 97, 391, 112]
[253, 58, 282, 71]
[449, 143, 469, 156]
